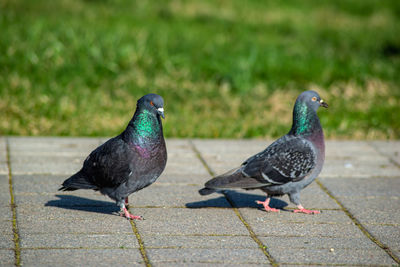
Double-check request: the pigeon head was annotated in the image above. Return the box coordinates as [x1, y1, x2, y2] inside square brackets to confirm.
[290, 90, 328, 136]
[137, 94, 165, 119]
[296, 90, 328, 112]
[127, 93, 166, 143]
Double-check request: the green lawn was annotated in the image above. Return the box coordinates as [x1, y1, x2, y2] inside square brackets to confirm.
[1, 0, 399, 139]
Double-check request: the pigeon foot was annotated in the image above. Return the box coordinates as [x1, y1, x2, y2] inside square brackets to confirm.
[294, 205, 320, 214]
[256, 199, 280, 212]
[120, 207, 143, 220]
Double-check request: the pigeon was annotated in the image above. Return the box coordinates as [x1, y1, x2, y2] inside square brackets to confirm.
[60, 94, 167, 220]
[199, 90, 328, 214]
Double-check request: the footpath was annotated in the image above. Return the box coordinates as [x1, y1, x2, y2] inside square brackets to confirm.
[0, 137, 399, 266]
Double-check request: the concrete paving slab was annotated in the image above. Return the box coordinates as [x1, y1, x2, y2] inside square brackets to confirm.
[17, 178, 115, 205]
[240, 209, 351, 225]
[268, 247, 396, 265]
[0, 234, 14, 249]
[319, 177, 400, 197]
[395, 250, 400, 262]
[370, 141, 400, 166]
[326, 141, 381, 157]
[259, 235, 378, 250]
[0, 138, 7, 175]
[0, 206, 12, 235]
[10, 153, 86, 163]
[280, 265, 337, 267]
[164, 140, 210, 177]
[142, 235, 257, 249]
[20, 248, 143, 266]
[15, 191, 113, 207]
[338, 196, 400, 225]
[240, 214, 364, 238]
[191, 139, 268, 174]
[131, 184, 231, 208]
[0, 164, 7, 175]
[321, 159, 400, 178]
[163, 161, 210, 177]
[0, 249, 15, 266]
[12, 174, 118, 210]
[13, 174, 74, 193]
[20, 233, 139, 249]
[134, 208, 249, 235]
[321, 141, 400, 178]
[10, 162, 83, 175]
[153, 263, 268, 267]
[165, 141, 201, 157]
[16, 204, 132, 235]
[0, 137, 6, 159]
[147, 248, 269, 264]
[0, 175, 11, 206]
[156, 173, 208, 185]
[0, 191, 10, 207]
[318, 176, 400, 263]
[8, 137, 102, 152]
[363, 224, 400, 251]
[192, 139, 270, 155]
[8, 137, 100, 175]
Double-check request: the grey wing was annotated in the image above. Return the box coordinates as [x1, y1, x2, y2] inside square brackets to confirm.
[242, 137, 316, 184]
[82, 136, 134, 188]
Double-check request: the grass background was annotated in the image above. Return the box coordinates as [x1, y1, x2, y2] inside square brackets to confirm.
[1, 0, 399, 139]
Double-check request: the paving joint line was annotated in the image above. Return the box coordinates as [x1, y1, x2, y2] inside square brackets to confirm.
[6, 138, 21, 267]
[189, 139, 278, 267]
[128, 219, 151, 267]
[316, 178, 400, 265]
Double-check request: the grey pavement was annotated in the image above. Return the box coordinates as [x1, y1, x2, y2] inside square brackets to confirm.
[0, 137, 399, 266]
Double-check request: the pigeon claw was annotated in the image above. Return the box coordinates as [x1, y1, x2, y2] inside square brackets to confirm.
[293, 208, 320, 214]
[125, 214, 143, 220]
[120, 207, 143, 220]
[255, 200, 280, 213]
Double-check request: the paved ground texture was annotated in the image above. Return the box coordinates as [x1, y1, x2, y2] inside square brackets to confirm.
[1, 137, 399, 266]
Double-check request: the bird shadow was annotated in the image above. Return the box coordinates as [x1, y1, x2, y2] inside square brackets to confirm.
[185, 190, 289, 210]
[45, 195, 119, 215]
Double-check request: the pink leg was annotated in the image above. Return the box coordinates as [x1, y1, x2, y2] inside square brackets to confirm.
[119, 202, 142, 220]
[125, 197, 129, 208]
[120, 206, 143, 220]
[293, 204, 320, 214]
[255, 197, 280, 212]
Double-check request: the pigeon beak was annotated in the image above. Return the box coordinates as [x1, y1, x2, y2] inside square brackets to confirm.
[157, 107, 165, 119]
[319, 99, 328, 108]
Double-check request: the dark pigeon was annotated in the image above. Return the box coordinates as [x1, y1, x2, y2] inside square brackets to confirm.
[199, 90, 328, 214]
[60, 94, 167, 219]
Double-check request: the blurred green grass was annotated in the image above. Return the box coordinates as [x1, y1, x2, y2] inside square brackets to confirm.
[1, 0, 399, 138]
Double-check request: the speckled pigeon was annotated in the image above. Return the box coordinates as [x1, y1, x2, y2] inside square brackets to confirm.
[199, 90, 328, 214]
[60, 94, 167, 220]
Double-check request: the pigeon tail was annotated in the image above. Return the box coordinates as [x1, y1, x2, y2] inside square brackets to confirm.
[198, 187, 216, 195]
[59, 172, 97, 191]
[203, 167, 267, 191]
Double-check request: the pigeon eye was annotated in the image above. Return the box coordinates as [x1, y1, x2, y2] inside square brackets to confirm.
[150, 101, 154, 106]
[311, 97, 317, 102]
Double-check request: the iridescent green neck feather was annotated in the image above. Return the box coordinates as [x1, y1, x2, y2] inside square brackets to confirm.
[290, 102, 318, 136]
[130, 109, 162, 142]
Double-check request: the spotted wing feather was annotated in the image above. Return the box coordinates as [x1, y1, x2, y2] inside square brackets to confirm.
[242, 136, 316, 184]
